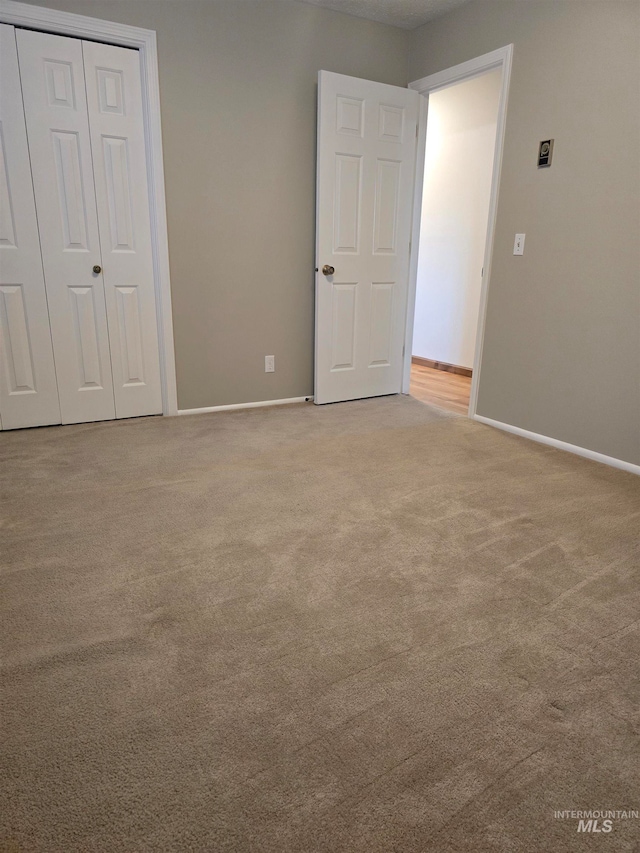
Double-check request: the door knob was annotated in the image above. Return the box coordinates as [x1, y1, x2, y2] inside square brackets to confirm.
[92, 265, 102, 274]
[322, 265, 335, 276]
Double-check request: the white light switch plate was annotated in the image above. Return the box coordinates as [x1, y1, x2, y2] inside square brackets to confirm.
[265, 355, 275, 373]
[513, 233, 525, 255]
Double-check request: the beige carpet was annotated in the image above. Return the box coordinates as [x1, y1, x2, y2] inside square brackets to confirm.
[1, 396, 639, 852]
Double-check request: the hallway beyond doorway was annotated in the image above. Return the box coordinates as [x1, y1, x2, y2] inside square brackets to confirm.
[410, 362, 471, 415]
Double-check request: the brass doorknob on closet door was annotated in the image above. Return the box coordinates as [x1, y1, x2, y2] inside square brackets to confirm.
[93, 265, 102, 274]
[322, 265, 335, 276]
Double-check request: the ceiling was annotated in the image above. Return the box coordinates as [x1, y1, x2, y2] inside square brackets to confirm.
[298, 0, 474, 30]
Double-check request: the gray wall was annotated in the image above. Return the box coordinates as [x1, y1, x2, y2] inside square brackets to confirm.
[409, 0, 640, 465]
[25, 0, 409, 409]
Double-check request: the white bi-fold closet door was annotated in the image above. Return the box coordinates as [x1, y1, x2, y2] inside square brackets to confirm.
[0, 24, 162, 429]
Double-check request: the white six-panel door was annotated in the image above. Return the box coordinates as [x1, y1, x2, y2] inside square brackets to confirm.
[83, 40, 162, 419]
[0, 24, 60, 429]
[315, 71, 419, 405]
[17, 28, 116, 425]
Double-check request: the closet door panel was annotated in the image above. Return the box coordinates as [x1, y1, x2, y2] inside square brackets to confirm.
[0, 24, 60, 429]
[17, 28, 115, 425]
[83, 40, 162, 418]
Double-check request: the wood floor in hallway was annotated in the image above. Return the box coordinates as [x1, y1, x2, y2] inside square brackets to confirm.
[410, 362, 471, 415]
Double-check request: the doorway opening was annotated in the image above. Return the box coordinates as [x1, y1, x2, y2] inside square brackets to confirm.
[410, 69, 501, 414]
[402, 46, 513, 417]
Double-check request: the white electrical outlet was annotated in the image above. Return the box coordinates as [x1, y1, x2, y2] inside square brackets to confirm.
[265, 355, 275, 373]
[513, 233, 525, 255]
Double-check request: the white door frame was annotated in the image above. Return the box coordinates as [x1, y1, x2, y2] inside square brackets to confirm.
[0, 0, 178, 416]
[402, 45, 513, 417]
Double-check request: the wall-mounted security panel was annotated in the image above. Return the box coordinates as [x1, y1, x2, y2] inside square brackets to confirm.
[538, 139, 554, 167]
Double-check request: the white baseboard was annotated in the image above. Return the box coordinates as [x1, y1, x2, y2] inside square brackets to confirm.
[473, 414, 640, 476]
[177, 396, 313, 416]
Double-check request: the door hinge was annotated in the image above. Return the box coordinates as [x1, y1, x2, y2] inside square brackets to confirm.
[402, 344, 405, 357]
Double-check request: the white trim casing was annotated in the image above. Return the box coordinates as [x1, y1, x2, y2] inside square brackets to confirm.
[0, 0, 178, 416]
[474, 415, 640, 476]
[402, 93, 428, 395]
[403, 45, 514, 416]
[178, 397, 313, 416]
